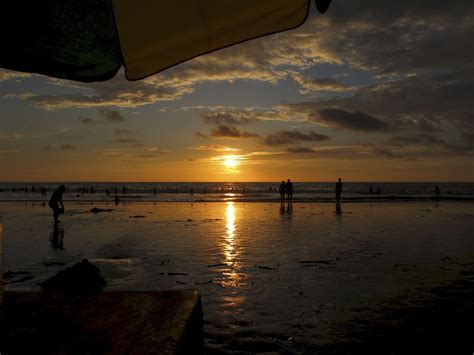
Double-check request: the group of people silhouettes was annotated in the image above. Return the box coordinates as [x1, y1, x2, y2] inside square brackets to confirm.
[279, 178, 343, 203]
[279, 179, 294, 204]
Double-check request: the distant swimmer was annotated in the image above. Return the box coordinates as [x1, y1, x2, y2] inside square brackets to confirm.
[434, 185, 440, 197]
[114, 195, 120, 206]
[49, 185, 65, 224]
[31, 186, 36, 193]
[335, 178, 342, 202]
[279, 180, 286, 202]
[105, 189, 111, 196]
[286, 179, 294, 204]
[41, 187, 47, 197]
[154, 186, 157, 195]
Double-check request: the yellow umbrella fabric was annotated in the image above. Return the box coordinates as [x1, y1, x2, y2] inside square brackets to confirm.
[113, 0, 310, 80]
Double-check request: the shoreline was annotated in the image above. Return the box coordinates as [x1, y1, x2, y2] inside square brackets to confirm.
[1, 197, 473, 203]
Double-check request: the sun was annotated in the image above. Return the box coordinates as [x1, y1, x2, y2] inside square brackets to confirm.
[223, 155, 238, 168]
[221, 155, 239, 170]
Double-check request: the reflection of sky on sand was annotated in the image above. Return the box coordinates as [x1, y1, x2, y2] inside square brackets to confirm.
[3, 202, 474, 351]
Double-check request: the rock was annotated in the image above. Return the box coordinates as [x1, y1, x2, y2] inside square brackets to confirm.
[40, 259, 106, 293]
[255, 265, 274, 270]
[90, 207, 113, 213]
[3, 270, 14, 279]
[42, 261, 66, 267]
[206, 263, 227, 268]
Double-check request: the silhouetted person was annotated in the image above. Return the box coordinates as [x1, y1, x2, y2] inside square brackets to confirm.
[122, 186, 127, 194]
[31, 186, 36, 193]
[370, 186, 374, 195]
[286, 179, 294, 204]
[279, 181, 285, 202]
[105, 189, 110, 196]
[49, 185, 65, 224]
[154, 186, 157, 195]
[335, 178, 342, 202]
[90, 187, 95, 194]
[41, 187, 47, 197]
[376, 187, 381, 195]
[434, 185, 440, 197]
[115, 195, 120, 206]
[190, 187, 194, 195]
[24, 186, 28, 193]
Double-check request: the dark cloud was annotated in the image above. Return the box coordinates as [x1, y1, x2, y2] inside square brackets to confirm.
[45, 144, 76, 151]
[195, 132, 208, 139]
[61, 144, 76, 151]
[317, 108, 389, 132]
[462, 132, 474, 143]
[264, 130, 330, 146]
[372, 147, 399, 159]
[201, 112, 252, 126]
[287, 147, 316, 153]
[114, 128, 135, 136]
[209, 125, 259, 138]
[389, 134, 459, 152]
[112, 138, 137, 144]
[314, 0, 474, 76]
[99, 109, 126, 122]
[78, 117, 96, 124]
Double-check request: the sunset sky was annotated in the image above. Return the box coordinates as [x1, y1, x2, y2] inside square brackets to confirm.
[1, 0, 473, 182]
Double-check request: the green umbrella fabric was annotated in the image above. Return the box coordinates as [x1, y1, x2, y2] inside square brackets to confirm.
[0, 0, 331, 82]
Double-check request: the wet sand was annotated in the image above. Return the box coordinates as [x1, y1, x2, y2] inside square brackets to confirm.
[2, 201, 474, 353]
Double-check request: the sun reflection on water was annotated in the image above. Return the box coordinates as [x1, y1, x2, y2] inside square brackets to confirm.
[219, 202, 243, 288]
[225, 202, 236, 262]
[224, 192, 236, 201]
[220, 202, 246, 308]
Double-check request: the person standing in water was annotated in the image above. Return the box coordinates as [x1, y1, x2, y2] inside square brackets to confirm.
[286, 179, 294, 205]
[279, 181, 286, 203]
[49, 185, 66, 224]
[335, 178, 342, 202]
[434, 185, 440, 197]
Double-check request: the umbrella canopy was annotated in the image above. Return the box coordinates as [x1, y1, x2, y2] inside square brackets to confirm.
[0, 0, 331, 82]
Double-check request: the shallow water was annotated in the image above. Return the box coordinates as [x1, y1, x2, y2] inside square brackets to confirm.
[1, 182, 473, 202]
[2, 201, 474, 353]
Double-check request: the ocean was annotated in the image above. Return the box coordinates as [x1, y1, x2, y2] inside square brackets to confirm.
[1, 182, 473, 202]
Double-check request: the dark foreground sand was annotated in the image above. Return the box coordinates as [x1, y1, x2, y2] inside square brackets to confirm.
[2, 201, 474, 353]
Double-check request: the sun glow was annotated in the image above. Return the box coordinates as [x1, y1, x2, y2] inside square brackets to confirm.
[223, 155, 238, 169]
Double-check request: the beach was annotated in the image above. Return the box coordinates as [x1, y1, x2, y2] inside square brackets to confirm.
[2, 200, 474, 353]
